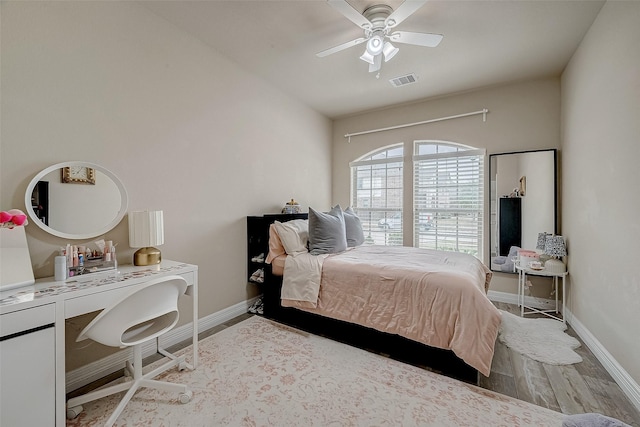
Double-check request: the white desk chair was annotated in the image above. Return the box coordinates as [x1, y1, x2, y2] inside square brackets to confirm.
[66, 275, 192, 426]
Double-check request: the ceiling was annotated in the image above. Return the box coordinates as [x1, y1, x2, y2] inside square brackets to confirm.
[143, 0, 604, 119]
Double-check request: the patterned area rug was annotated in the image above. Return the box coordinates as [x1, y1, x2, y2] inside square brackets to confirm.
[498, 309, 582, 365]
[67, 316, 565, 426]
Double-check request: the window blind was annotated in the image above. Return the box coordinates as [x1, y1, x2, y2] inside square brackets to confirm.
[413, 143, 485, 258]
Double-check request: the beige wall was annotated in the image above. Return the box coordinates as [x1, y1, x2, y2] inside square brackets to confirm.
[0, 2, 332, 369]
[331, 78, 561, 294]
[561, 1, 640, 384]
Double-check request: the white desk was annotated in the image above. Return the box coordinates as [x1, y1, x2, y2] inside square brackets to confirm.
[516, 264, 567, 323]
[0, 260, 198, 427]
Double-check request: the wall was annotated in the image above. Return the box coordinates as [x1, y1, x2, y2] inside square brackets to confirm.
[0, 1, 332, 369]
[561, 0, 640, 384]
[519, 151, 555, 249]
[332, 78, 561, 294]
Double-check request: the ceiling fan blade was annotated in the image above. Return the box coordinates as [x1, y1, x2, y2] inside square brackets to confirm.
[385, 0, 427, 29]
[316, 37, 367, 58]
[389, 31, 443, 47]
[327, 0, 372, 30]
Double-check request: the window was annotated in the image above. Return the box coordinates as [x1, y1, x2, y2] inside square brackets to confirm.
[350, 144, 403, 246]
[349, 141, 485, 256]
[413, 141, 484, 257]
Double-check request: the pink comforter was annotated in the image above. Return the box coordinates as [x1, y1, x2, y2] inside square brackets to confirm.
[281, 245, 501, 376]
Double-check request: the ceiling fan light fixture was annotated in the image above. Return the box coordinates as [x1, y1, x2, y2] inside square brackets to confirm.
[369, 53, 382, 73]
[359, 49, 375, 65]
[382, 41, 399, 62]
[366, 35, 384, 56]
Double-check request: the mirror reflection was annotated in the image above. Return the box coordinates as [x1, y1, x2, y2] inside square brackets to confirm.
[489, 150, 557, 273]
[25, 162, 128, 239]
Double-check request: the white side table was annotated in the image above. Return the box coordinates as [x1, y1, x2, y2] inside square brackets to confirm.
[516, 264, 568, 323]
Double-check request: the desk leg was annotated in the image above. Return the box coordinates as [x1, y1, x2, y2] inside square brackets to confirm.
[553, 276, 560, 314]
[55, 301, 66, 427]
[562, 275, 566, 324]
[520, 272, 525, 317]
[192, 277, 198, 369]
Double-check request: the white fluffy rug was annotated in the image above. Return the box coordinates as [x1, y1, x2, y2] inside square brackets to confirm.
[498, 309, 582, 365]
[67, 316, 565, 426]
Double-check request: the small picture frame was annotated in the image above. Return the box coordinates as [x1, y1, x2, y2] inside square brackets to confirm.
[519, 176, 526, 196]
[62, 166, 96, 185]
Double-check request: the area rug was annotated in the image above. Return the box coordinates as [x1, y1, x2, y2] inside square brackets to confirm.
[67, 316, 565, 426]
[498, 309, 582, 365]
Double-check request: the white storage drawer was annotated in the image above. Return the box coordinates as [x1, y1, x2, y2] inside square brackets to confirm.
[1, 303, 55, 336]
[1, 304, 56, 427]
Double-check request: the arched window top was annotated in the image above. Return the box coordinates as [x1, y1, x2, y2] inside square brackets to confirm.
[352, 143, 403, 166]
[414, 140, 480, 156]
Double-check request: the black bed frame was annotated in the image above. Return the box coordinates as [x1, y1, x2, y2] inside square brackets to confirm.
[252, 214, 479, 385]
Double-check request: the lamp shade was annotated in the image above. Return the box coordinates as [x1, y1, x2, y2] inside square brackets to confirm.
[536, 232, 549, 250]
[359, 49, 375, 65]
[382, 41, 399, 62]
[544, 235, 566, 258]
[366, 35, 384, 56]
[128, 210, 164, 248]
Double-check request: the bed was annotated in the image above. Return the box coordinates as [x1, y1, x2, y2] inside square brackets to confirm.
[257, 209, 501, 384]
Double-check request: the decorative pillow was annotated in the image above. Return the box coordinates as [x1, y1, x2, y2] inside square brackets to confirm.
[265, 223, 286, 264]
[308, 205, 347, 255]
[342, 206, 365, 247]
[273, 219, 309, 257]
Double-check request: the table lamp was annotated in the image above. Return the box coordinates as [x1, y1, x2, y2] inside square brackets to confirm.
[536, 232, 549, 250]
[128, 210, 164, 266]
[544, 235, 567, 273]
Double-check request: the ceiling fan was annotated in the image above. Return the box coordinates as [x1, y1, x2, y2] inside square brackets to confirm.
[316, 0, 443, 73]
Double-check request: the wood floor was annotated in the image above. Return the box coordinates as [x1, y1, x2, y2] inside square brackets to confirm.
[481, 302, 640, 426]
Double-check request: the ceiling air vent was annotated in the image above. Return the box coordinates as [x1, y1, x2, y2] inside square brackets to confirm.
[389, 73, 418, 87]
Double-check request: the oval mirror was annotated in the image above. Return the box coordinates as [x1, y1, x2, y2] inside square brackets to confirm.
[24, 162, 128, 239]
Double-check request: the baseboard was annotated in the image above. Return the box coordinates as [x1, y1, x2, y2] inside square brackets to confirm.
[488, 290, 640, 413]
[564, 308, 640, 412]
[66, 296, 259, 392]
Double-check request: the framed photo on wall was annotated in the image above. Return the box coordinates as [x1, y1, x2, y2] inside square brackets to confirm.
[62, 166, 96, 185]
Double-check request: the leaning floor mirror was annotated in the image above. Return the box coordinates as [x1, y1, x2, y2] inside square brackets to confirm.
[489, 149, 557, 273]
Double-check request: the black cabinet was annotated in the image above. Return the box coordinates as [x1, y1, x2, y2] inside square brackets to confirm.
[499, 197, 521, 256]
[246, 214, 308, 283]
[31, 181, 49, 226]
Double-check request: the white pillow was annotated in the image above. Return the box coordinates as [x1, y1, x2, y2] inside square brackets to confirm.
[273, 219, 309, 257]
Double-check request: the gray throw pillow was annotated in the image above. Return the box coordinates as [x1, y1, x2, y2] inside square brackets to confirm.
[343, 206, 365, 247]
[308, 205, 347, 255]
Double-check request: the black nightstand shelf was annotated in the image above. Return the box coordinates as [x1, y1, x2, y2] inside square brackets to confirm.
[246, 214, 308, 285]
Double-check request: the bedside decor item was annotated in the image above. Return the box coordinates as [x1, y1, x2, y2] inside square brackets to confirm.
[129, 210, 164, 266]
[536, 232, 549, 250]
[0, 209, 28, 228]
[1, 208, 35, 291]
[544, 235, 567, 273]
[62, 166, 96, 184]
[281, 199, 302, 214]
[517, 249, 538, 268]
